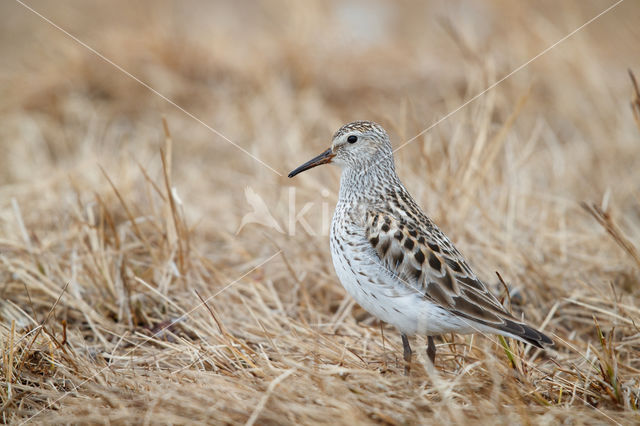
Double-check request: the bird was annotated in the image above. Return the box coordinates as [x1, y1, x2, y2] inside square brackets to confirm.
[288, 120, 552, 374]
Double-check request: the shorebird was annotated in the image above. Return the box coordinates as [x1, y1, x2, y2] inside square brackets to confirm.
[288, 121, 552, 374]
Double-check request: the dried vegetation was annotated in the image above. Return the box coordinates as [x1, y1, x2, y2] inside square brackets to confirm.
[1, 1, 640, 424]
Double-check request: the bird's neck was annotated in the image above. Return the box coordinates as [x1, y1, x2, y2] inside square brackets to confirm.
[338, 159, 402, 203]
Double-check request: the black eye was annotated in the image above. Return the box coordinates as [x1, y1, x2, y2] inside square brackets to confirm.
[347, 135, 358, 143]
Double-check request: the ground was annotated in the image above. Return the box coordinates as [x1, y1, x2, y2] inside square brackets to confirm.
[1, 0, 640, 424]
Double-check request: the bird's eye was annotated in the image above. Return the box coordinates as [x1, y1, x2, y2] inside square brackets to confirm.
[347, 135, 358, 143]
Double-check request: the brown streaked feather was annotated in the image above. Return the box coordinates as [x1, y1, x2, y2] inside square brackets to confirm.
[364, 209, 543, 336]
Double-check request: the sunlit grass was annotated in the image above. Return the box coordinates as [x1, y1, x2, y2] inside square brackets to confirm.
[1, 0, 639, 423]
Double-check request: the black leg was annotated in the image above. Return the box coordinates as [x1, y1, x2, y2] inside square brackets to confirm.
[427, 336, 436, 364]
[401, 334, 412, 375]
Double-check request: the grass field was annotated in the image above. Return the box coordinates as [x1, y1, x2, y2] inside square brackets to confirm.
[2, 0, 640, 424]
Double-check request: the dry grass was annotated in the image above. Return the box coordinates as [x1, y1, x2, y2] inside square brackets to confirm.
[2, 0, 640, 424]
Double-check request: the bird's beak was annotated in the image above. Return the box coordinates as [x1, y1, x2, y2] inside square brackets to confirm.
[288, 148, 335, 178]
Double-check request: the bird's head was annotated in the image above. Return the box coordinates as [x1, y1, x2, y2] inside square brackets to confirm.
[288, 121, 393, 178]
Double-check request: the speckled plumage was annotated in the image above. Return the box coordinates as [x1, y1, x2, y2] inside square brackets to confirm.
[289, 120, 552, 374]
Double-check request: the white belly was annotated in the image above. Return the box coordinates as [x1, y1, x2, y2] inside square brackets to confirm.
[329, 225, 475, 337]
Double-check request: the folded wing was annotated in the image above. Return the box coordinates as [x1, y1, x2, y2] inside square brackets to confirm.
[364, 209, 552, 347]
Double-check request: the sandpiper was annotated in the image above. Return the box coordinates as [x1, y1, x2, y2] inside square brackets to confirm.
[288, 121, 552, 374]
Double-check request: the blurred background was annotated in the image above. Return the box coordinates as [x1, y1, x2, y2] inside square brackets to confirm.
[1, 0, 640, 423]
[2, 0, 640, 284]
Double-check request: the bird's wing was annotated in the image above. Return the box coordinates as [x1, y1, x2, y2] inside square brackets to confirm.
[364, 208, 550, 346]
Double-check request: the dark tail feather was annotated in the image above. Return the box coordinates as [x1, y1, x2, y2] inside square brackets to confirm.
[452, 309, 553, 348]
[501, 318, 553, 348]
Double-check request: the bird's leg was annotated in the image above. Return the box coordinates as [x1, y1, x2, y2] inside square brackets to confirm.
[401, 334, 412, 375]
[427, 336, 436, 364]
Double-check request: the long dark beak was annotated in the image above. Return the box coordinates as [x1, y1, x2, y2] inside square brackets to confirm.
[288, 148, 335, 178]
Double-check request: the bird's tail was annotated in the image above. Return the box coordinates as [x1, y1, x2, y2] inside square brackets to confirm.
[496, 318, 553, 348]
